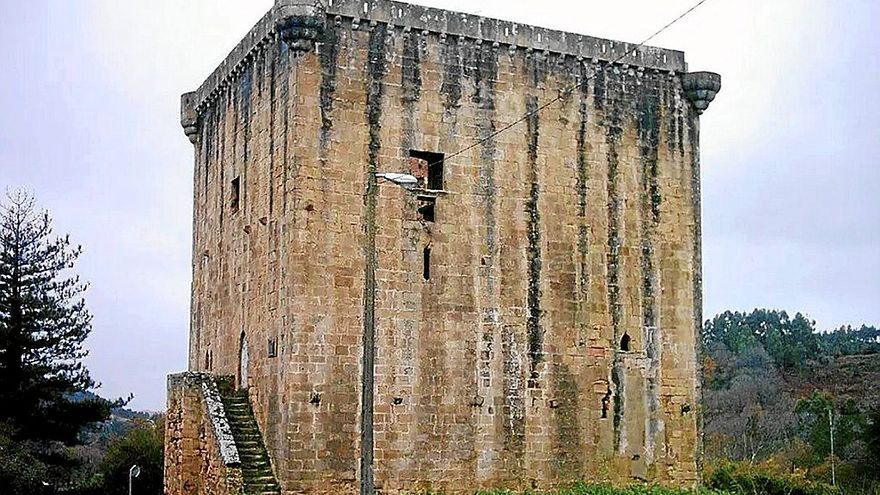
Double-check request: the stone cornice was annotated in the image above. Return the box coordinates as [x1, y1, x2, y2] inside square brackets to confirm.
[182, 0, 690, 127]
[187, 9, 278, 119]
[326, 0, 686, 71]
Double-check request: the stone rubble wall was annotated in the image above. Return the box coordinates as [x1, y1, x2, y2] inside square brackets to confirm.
[165, 373, 244, 495]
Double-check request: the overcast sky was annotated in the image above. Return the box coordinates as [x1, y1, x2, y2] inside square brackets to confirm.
[1, 0, 877, 411]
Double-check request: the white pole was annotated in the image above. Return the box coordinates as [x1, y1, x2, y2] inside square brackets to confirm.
[828, 408, 836, 487]
[129, 465, 140, 495]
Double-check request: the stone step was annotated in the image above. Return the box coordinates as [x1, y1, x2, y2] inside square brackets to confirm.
[231, 429, 263, 438]
[246, 483, 280, 491]
[219, 390, 280, 494]
[242, 469, 275, 478]
[237, 450, 268, 459]
[229, 422, 260, 430]
[237, 449, 269, 458]
[228, 423, 258, 431]
[233, 429, 260, 436]
[238, 447, 266, 452]
[245, 474, 277, 483]
[229, 421, 260, 430]
[246, 487, 280, 495]
[231, 430, 261, 438]
[245, 483, 280, 492]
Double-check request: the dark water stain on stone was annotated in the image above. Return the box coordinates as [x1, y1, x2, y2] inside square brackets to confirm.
[664, 78, 677, 156]
[576, 64, 590, 299]
[637, 73, 663, 456]
[239, 63, 254, 208]
[638, 75, 661, 334]
[441, 36, 462, 110]
[472, 43, 497, 111]
[688, 106, 703, 375]
[611, 363, 625, 452]
[267, 44, 278, 213]
[318, 24, 340, 150]
[526, 50, 549, 87]
[202, 107, 216, 196]
[603, 69, 625, 452]
[525, 95, 543, 379]
[279, 41, 292, 214]
[361, 23, 387, 492]
[401, 29, 422, 103]
[501, 324, 526, 479]
[366, 25, 388, 167]
[400, 29, 422, 153]
[593, 64, 606, 112]
[550, 362, 585, 480]
[473, 43, 498, 287]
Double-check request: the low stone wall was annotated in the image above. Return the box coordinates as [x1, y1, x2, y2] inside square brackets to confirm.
[165, 372, 244, 495]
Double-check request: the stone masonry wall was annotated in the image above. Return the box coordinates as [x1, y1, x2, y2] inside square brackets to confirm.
[182, 2, 710, 493]
[165, 373, 244, 495]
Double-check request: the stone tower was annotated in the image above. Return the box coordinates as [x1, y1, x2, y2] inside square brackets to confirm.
[165, 1, 721, 494]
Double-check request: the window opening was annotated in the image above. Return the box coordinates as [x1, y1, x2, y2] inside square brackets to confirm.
[238, 331, 249, 389]
[417, 196, 436, 222]
[620, 332, 631, 352]
[409, 150, 444, 190]
[231, 177, 241, 212]
[601, 388, 612, 418]
[268, 337, 277, 358]
[423, 246, 431, 280]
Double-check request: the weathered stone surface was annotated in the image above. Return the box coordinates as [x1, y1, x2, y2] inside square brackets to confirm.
[165, 373, 244, 495]
[170, 0, 719, 493]
[681, 72, 722, 114]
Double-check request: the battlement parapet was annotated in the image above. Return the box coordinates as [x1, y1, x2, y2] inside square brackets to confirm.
[181, 0, 689, 126]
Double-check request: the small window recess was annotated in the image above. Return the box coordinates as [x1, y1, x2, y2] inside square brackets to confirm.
[423, 246, 431, 280]
[620, 332, 631, 352]
[409, 150, 445, 191]
[417, 196, 435, 223]
[230, 176, 241, 212]
[601, 387, 612, 419]
[268, 337, 278, 358]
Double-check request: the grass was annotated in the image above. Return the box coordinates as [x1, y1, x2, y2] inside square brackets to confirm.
[408, 482, 731, 495]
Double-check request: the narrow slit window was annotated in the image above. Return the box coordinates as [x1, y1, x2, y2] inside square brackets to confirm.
[601, 388, 612, 419]
[409, 150, 444, 190]
[423, 246, 431, 280]
[268, 337, 277, 358]
[230, 176, 241, 212]
[417, 197, 436, 223]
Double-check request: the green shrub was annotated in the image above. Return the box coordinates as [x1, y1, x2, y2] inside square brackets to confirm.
[475, 482, 729, 495]
[707, 462, 839, 495]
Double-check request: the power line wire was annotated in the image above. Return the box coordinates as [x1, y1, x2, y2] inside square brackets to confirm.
[434, 0, 712, 167]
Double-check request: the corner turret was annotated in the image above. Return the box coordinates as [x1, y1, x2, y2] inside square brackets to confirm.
[682, 71, 721, 114]
[180, 92, 198, 144]
[274, 0, 326, 53]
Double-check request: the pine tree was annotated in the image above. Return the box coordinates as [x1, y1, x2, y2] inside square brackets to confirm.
[0, 190, 116, 446]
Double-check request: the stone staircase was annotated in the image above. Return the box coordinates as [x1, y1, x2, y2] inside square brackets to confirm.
[220, 390, 281, 495]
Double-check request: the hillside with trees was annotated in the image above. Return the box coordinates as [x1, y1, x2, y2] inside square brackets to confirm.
[0, 192, 161, 494]
[701, 309, 880, 494]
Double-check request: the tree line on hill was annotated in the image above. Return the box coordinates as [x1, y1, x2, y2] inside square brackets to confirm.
[701, 309, 880, 495]
[0, 192, 162, 494]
